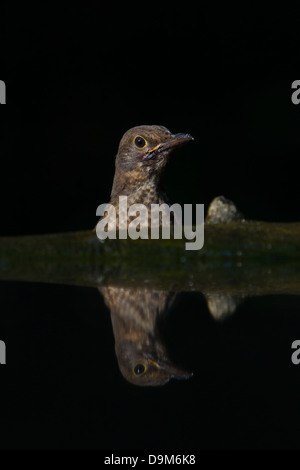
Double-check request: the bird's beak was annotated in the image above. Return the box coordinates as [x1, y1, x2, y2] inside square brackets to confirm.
[144, 133, 194, 160]
[148, 358, 193, 381]
[168, 364, 194, 381]
[166, 133, 195, 150]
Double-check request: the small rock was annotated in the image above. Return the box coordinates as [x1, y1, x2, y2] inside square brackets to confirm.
[206, 294, 244, 321]
[206, 195, 244, 224]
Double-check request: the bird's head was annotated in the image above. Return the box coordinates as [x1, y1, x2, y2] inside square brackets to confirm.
[115, 125, 194, 175]
[115, 340, 193, 387]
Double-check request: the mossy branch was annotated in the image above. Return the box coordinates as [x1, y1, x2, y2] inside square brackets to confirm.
[0, 221, 299, 295]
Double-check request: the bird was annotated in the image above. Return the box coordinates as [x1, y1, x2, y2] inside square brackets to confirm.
[100, 286, 192, 386]
[95, 127, 246, 385]
[96, 125, 194, 229]
[97, 125, 194, 386]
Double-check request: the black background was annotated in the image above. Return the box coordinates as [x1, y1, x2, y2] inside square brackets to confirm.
[1, 4, 300, 451]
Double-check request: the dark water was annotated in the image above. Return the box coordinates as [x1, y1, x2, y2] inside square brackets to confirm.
[1, 279, 300, 450]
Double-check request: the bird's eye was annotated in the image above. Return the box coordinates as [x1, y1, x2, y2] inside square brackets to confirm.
[133, 363, 146, 376]
[134, 136, 147, 149]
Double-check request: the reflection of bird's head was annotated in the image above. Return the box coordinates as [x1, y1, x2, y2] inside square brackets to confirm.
[100, 287, 193, 387]
[116, 340, 192, 387]
[115, 125, 194, 176]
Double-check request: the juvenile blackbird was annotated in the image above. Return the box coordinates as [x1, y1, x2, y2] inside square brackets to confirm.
[100, 125, 194, 227]
[97, 125, 194, 386]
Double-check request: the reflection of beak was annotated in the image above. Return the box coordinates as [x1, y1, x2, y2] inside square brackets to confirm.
[144, 133, 194, 161]
[148, 357, 193, 380]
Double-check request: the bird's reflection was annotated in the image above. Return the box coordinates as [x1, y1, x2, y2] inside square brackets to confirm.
[99, 287, 193, 387]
